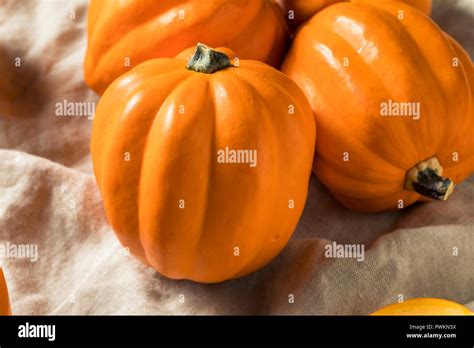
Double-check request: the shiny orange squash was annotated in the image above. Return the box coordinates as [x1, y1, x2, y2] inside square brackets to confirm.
[277, 0, 432, 27]
[84, 0, 288, 94]
[277, 0, 342, 26]
[0, 268, 11, 315]
[372, 298, 473, 315]
[91, 44, 316, 283]
[282, 1, 474, 211]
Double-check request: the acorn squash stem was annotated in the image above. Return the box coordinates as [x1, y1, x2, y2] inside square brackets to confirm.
[405, 157, 454, 200]
[186, 43, 231, 74]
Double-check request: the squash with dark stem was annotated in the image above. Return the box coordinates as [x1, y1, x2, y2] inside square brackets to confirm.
[282, 1, 474, 211]
[91, 44, 316, 283]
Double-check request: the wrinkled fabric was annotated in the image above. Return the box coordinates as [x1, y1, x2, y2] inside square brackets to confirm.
[0, 0, 472, 315]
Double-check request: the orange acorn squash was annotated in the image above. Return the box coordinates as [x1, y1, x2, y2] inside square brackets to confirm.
[282, 1, 474, 212]
[84, 0, 288, 94]
[91, 44, 316, 283]
[277, 0, 432, 27]
[0, 268, 11, 315]
[277, 0, 342, 27]
[372, 298, 473, 315]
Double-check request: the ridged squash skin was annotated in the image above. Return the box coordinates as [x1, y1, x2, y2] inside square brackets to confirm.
[84, 0, 289, 94]
[277, 0, 343, 26]
[372, 298, 473, 315]
[282, 1, 474, 211]
[0, 268, 10, 315]
[278, 0, 432, 27]
[91, 46, 316, 283]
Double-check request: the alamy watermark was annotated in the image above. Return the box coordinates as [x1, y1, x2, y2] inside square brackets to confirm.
[380, 99, 420, 120]
[324, 241, 365, 262]
[217, 147, 257, 167]
[0, 241, 38, 262]
[55, 99, 95, 120]
[18, 322, 55, 341]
